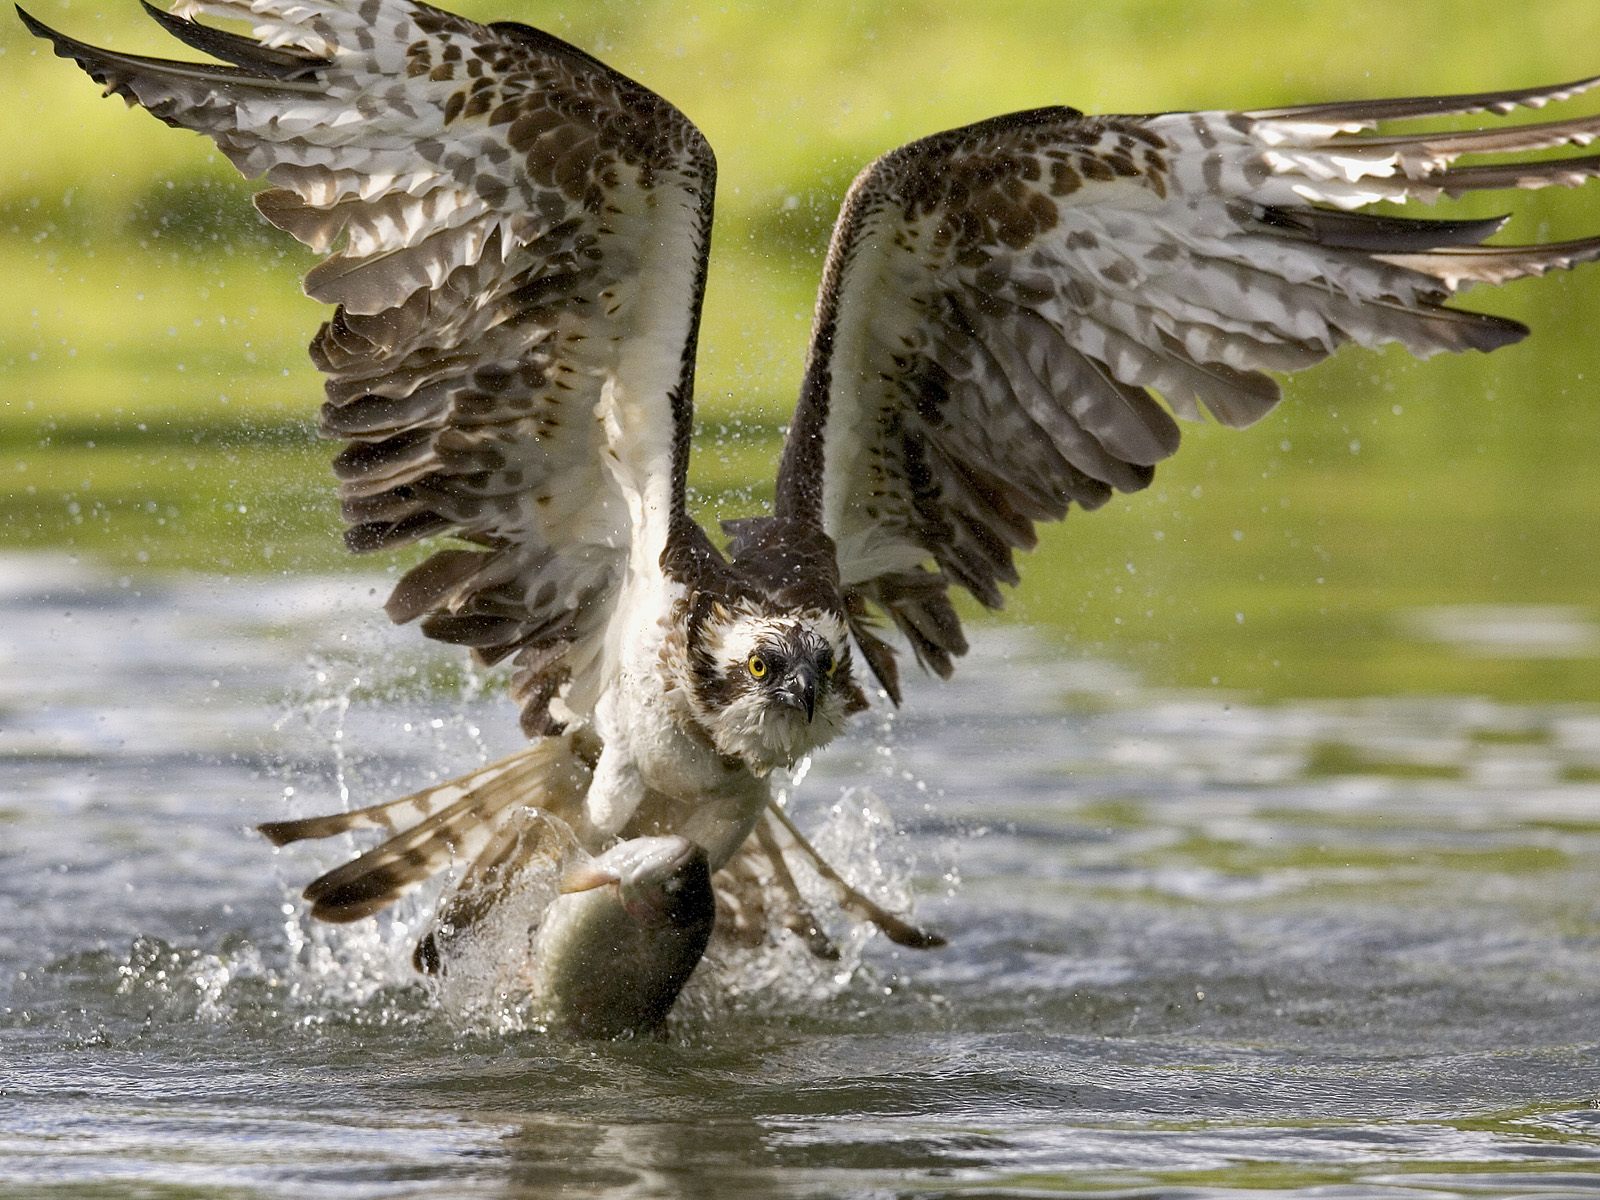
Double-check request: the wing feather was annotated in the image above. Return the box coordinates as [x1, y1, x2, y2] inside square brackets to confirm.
[25, 0, 718, 732]
[778, 81, 1600, 685]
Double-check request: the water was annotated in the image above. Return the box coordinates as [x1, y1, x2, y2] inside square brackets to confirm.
[3, 553, 1599, 1199]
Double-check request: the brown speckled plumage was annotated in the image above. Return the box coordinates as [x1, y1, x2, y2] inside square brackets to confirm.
[24, 0, 1600, 1025]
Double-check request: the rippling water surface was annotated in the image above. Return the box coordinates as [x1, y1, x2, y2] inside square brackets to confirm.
[3, 553, 1599, 1199]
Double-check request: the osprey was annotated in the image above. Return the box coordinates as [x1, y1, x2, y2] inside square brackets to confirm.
[26, 2, 1600, 1014]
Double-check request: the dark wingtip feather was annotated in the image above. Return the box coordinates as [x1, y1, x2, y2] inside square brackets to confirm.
[1463, 313, 1530, 353]
[848, 616, 904, 706]
[345, 513, 451, 554]
[1259, 206, 1512, 253]
[1244, 72, 1600, 124]
[137, 0, 327, 78]
[385, 548, 486, 625]
[257, 811, 368, 845]
[308, 895, 392, 924]
[303, 865, 408, 923]
[1441, 153, 1600, 197]
[16, 5, 99, 68]
[15, 5, 48, 40]
[17, 1, 320, 97]
[258, 818, 311, 847]
[877, 917, 948, 950]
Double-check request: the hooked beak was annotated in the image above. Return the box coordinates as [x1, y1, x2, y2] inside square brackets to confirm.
[777, 663, 818, 723]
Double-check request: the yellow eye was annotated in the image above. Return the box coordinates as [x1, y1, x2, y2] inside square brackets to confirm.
[747, 654, 768, 679]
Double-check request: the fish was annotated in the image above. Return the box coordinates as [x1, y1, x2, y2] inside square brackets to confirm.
[534, 836, 715, 1039]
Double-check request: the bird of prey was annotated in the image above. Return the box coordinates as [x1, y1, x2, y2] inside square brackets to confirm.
[25, 1, 1600, 1014]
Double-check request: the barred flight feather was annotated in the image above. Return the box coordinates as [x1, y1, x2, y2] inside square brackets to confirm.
[23, 0, 715, 738]
[778, 74, 1600, 667]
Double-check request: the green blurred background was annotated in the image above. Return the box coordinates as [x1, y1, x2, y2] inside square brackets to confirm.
[2, 1, 1597, 702]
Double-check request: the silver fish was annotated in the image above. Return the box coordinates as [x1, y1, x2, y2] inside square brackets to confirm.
[534, 836, 715, 1039]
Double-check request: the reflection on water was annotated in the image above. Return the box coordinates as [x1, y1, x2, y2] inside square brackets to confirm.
[2, 553, 1599, 1199]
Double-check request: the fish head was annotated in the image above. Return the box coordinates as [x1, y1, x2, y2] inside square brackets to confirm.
[560, 835, 713, 929]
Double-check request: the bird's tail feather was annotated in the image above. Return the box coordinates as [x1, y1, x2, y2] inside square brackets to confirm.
[260, 735, 594, 925]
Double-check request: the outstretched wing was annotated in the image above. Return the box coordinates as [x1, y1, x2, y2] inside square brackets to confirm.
[24, 0, 717, 731]
[776, 78, 1600, 700]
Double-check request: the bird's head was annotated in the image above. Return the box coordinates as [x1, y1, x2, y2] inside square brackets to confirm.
[686, 602, 864, 774]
